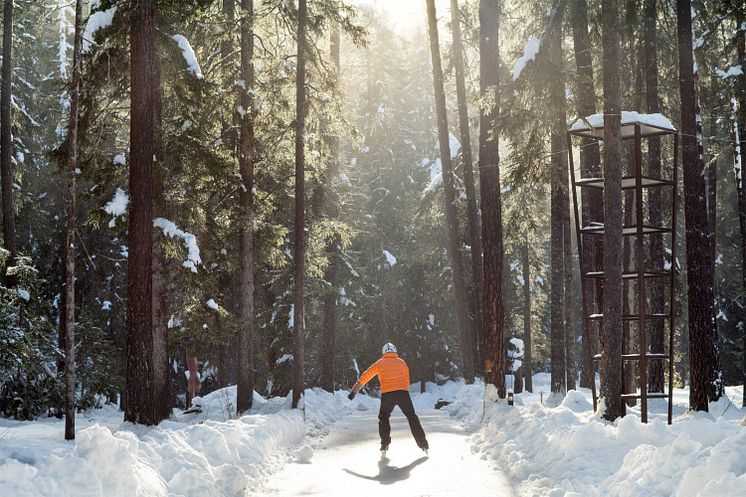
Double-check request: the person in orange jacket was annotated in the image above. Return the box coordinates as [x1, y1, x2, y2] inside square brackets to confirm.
[348, 343, 429, 455]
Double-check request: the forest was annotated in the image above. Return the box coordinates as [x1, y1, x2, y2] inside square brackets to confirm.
[0, 0, 744, 437]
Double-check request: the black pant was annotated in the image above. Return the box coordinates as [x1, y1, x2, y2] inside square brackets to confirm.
[379, 390, 428, 448]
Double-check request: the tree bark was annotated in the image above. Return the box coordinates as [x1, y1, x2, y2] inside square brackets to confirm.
[643, 0, 665, 394]
[236, 0, 256, 414]
[522, 239, 532, 392]
[426, 0, 475, 384]
[63, 0, 84, 440]
[677, 0, 721, 411]
[151, 44, 170, 422]
[450, 0, 484, 371]
[570, 0, 602, 390]
[292, 0, 308, 410]
[125, 0, 158, 425]
[1, 0, 17, 281]
[735, 7, 746, 408]
[600, 0, 625, 422]
[478, 0, 505, 396]
[549, 8, 567, 395]
[321, 25, 341, 393]
[186, 345, 200, 408]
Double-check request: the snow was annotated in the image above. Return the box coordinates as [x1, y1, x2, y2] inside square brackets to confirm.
[512, 36, 541, 81]
[716, 65, 743, 79]
[382, 249, 397, 267]
[153, 218, 202, 272]
[426, 158, 443, 192]
[570, 111, 676, 131]
[82, 6, 117, 53]
[276, 353, 293, 365]
[448, 132, 460, 159]
[2, 377, 744, 497]
[172, 34, 204, 80]
[206, 298, 219, 310]
[112, 153, 125, 166]
[339, 171, 352, 187]
[103, 188, 128, 227]
[17, 288, 30, 301]
[447, 374, 746, 497]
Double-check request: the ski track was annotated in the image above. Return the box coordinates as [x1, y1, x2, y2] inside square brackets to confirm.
[255, 408, 515, 497]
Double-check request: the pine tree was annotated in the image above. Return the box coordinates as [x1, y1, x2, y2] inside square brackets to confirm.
[63, 0, 83, 441]
[426, 0, 475, 383]
[236, 0, 256, 414]
[677, 0, 721, 410]
[292, 0, 308, 410]
[125, 0, 159, 425]
[600, 0, 624, 421]
[478, 0, 505, 396]
[450, 0, 483, 366]
[1, 0, 17, 281]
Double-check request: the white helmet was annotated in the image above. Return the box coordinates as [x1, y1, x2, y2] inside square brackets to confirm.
[382, 342, 397, 354]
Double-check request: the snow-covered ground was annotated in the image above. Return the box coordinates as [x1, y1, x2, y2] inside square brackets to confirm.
[449, 373, 746, 497]
[0, 376, 744, 497]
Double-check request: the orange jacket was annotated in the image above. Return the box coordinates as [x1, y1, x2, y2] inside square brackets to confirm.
[354, 352, 410, 394]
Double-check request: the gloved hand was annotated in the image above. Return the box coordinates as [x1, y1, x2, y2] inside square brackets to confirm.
[348, 391, 356, 401]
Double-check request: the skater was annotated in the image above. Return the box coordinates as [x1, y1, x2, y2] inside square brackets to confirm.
[347, 343, 429, 456]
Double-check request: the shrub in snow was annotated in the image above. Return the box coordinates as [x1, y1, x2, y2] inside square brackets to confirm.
[295, 444, 314, 463]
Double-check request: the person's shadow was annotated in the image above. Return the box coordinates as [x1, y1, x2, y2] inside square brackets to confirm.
[343, 455, 428, 485]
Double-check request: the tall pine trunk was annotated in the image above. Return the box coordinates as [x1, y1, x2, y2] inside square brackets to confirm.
[321, 25, 341, 393]
[426, 0, 475, 383]
[450, 0, 483, 368]
[63, 0, 84, 440]
[1, 0, 16, 280]
[152, 50, 170, 421]
[643, 0, 665, 393]
[125, 0, 159, 425]
[478, 0, 505, 395]
[600, 0, 624, 421]
[236, 0, 256, 414]
[292, 0, 308, 409]
[677, 0, 721, 411]
[570, 0, 601, 390]
[549, 5, 567, 395]
[522, 239, 532, 392]
[734, 7, 746, 407]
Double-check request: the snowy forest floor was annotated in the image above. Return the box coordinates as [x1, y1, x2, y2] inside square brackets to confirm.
[0, 376, 745, 497]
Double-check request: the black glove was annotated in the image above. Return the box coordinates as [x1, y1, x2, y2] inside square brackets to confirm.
[348, 391, 356, 400]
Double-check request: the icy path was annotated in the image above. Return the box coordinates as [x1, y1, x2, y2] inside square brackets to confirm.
[255, 408, 515, 497]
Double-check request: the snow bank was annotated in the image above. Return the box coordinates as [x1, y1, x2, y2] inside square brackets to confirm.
[448, 374, 746, 497]
[0, 388, 350, 497]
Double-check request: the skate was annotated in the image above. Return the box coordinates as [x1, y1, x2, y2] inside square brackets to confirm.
[380, 441, 389, 458]
[418, 440, 429, 455]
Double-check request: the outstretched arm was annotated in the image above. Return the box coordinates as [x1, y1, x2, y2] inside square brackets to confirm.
[348, 360, 380, 399]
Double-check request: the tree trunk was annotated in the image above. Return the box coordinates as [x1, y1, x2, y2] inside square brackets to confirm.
[600, 0, 624, 422]
[236, 0, 256, 415]
[292, 0, 308, 410]
[125, 0, 158, 425]
[426, 0, 475, 384]
[1, 0, 17, 281]
[549, 9, 567, 396]
[563, 214, 577, 390]
[63, 0, 84, 440]
[478, 0, 505, 396]
[321, 25, 341, 393]
[570, 0, 602, 390]
[522, 239, 532, 392]
[151, 45, 170, 422]
[735, 8, 746, 408]
[186, 345, 201, 408]
[677, 0, 721, 411]
[450, 0, 483, 371]
[643, 0, 665, 394]
[623, 178, 636, 406]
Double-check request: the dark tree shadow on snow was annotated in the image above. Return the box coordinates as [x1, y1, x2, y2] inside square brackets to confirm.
[343, 456, 428, 485]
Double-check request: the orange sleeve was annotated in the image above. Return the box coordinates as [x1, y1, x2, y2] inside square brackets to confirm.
[357, 360, 381, 387]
